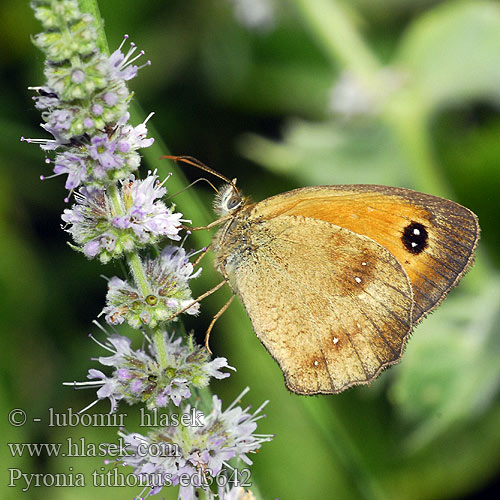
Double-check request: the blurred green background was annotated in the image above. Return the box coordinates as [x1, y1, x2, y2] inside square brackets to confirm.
[1, 0, 500, 499]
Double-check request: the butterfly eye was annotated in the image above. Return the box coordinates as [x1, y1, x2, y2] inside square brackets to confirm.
[227, 196, 241, 210]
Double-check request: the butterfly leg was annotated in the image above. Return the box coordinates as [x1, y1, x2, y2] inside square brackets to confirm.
[167, 279, 228, 322]
[181, 214, 232, 232]
[204, 295, 235, 354]
[193, 243, 211, 268]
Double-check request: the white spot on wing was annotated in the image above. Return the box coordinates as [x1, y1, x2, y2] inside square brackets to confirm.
[333, 337, 339, 344]
[314, 360, 319, 366]
[355, 277, 362, 283]
[361, 262, 367, 266]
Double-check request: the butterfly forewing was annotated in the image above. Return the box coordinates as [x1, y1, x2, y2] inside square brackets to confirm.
[222, 215, 414, 394]
[252, 185, 480, 323]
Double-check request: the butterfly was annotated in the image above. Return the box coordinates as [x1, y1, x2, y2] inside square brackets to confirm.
[165, 157, 480, 395]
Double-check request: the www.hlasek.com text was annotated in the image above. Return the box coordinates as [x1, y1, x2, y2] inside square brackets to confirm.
[8, 436, 181, 459]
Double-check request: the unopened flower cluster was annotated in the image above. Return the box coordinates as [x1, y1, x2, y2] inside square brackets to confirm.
[29, 1, 272, 498]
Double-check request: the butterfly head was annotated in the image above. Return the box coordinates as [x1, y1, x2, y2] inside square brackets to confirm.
[213, 180, 245, 217]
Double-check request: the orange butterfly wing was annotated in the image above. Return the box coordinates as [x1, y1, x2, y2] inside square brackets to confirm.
[249, 185, 479, 323]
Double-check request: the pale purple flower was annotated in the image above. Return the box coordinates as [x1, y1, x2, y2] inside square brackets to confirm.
[115, 388, 272, 499]
[112, 172, 181, 242]
[89, 134, 123, 169]
[71, 68, 85, 83]
[27, 16, 152, 194]
[46, 108, 74, 131]
[65, 330, 234, 412]
[102, 91, 117, 106]
[54, 112, 154, 193]
[28, 107, 154, 194]
[107, 48, 138, 81]
[61, 175, 184, 262]
[158, 379, 192, 407]
[117, 112, 155, 149]
[86, 368, 124, 412]
[102, 246, 201, 328]
[54, 152, 87, 190]
[104, 34, 151, 80]
[92, 103, 103, 115]
[31, 86, 59, 110]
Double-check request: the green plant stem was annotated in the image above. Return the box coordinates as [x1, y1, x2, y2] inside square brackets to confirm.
[293, 0, 380, 85]
[153, 328, 168, 368]
[127, 251, 151, 296]
[384, 94, 452, 196]
[107, 181, 123, 213]
[106, 182, 151, 296]
[78, 0, 108, 54]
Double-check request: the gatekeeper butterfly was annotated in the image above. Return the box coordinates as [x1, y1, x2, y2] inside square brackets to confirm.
[165, 157, 480, 395]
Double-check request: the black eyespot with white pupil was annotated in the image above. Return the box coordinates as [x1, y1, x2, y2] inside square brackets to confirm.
[402, 222, 428, 254]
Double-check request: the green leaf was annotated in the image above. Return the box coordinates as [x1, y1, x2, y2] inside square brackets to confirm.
[396, 1, 500, 111]
[238, 117, 414, 186]
[390, 272, 500, 450]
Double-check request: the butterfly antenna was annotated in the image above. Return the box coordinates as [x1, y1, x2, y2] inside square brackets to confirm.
[161, 155, 239, 194]
[165, 177, 220, 200]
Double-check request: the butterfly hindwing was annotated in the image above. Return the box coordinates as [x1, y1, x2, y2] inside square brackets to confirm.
[224, 215, 414, 394]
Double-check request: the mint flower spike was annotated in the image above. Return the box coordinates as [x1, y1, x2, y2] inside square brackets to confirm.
[28, 1, 153, 196]
[102, 245, 203, 328]
[61, 172, 186, 263]
[31, 4, 151, 141]
[116, 387, 273, 499]
[64, 328, 234, 413]
[29, 2, 274, 498]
